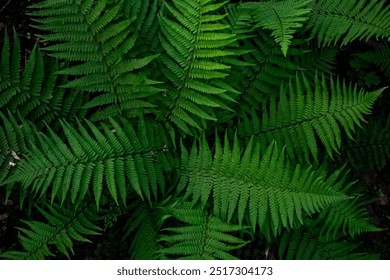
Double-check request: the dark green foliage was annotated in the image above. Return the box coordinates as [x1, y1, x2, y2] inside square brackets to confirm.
[0, 0, 389, 260]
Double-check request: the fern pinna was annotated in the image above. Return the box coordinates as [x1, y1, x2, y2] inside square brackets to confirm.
[0, 0, 389, 260]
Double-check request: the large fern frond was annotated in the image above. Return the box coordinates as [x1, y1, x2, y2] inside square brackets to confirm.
[158, 202, 247, 260]
[158, 0, 238, 133]
[29, 0, 161, 121]
[1, 117, 173, 207]
[308, 0, 390, 46]
[238, 74, 383, 162]
[180, 134, 349, 239]
[0, 204, 101, 260]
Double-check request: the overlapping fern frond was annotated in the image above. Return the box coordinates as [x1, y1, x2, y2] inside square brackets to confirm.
[158, 202, 247, 260]
[122, 200, 167, 260]
[340, 117, 390, 170]
[278, 227, 379, 260]
[308, 0, 390, 46]
[180, 134, 349, 239]
[158, 0, 238, 133]
[238, 74, 383, 162]
[29, 0, 161, 121]
[356, 42, 390, 79]
[1, 117, 173, 207]
[240, 0, 312, 56]
[0, 204, 101, 260]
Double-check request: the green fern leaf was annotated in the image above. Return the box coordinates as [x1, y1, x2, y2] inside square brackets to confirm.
[308, 0, 390, 46]
[241, 0, 312, 56]
[1, 117, 173, 207]
[180, 134, 349, 239]
[158, 0, 238, 132]
[238, 73, 383, 162]
[158, 202, 247, 260]
[0, 204, 101, 260]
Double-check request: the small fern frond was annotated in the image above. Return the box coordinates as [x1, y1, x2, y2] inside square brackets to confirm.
[158, 0, 238, 133]
[241, 0, 312, 56]
[180, 134, 349, 239]
[0, 204, 101, 260]
[238, 74, 383, 162]
[158, 202, 247, 260]
[308, 0, 390, 46]
[1, 117, 173, 207]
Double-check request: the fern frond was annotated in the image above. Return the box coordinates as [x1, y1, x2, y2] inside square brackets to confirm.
[357, 42, 390, 78]
[313, 197, 382, 240]
[238, 74, 383, 162]
[158, 202, 247, 260]
[123, 201, 166, 260]
[29, 0, 161, 121]
[278, 227, 379, 260]
[308, 0, 390, 46]
[0, 204, 101, 260]
[158, 0, 238, 133]
[241, 0, 312, 56]
[180, 134, 349, 239]
[340, 117, 390, 170]
[1, 117, 173, 207]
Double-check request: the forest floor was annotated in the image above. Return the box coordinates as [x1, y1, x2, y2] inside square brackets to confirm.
[1, 0, 390, 259]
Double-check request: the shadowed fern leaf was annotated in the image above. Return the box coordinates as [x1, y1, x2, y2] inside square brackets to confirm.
[340, 117, 390, 170]
[278, 227, 379, 260]
[29, 0, 161, 121]
[0, 204, 101, 260]
[158, 202, 247, 260]
[356, 42, 390, 78]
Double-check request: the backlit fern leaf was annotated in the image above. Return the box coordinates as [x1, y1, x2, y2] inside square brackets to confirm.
[158, 202, 247, 260]
[0, 204, 101, 260]
[238, 74, 383, 162]
[180, 134, 349, 239]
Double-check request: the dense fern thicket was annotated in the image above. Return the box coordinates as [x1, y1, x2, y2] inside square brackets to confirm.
[0, 0, 389, 260]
